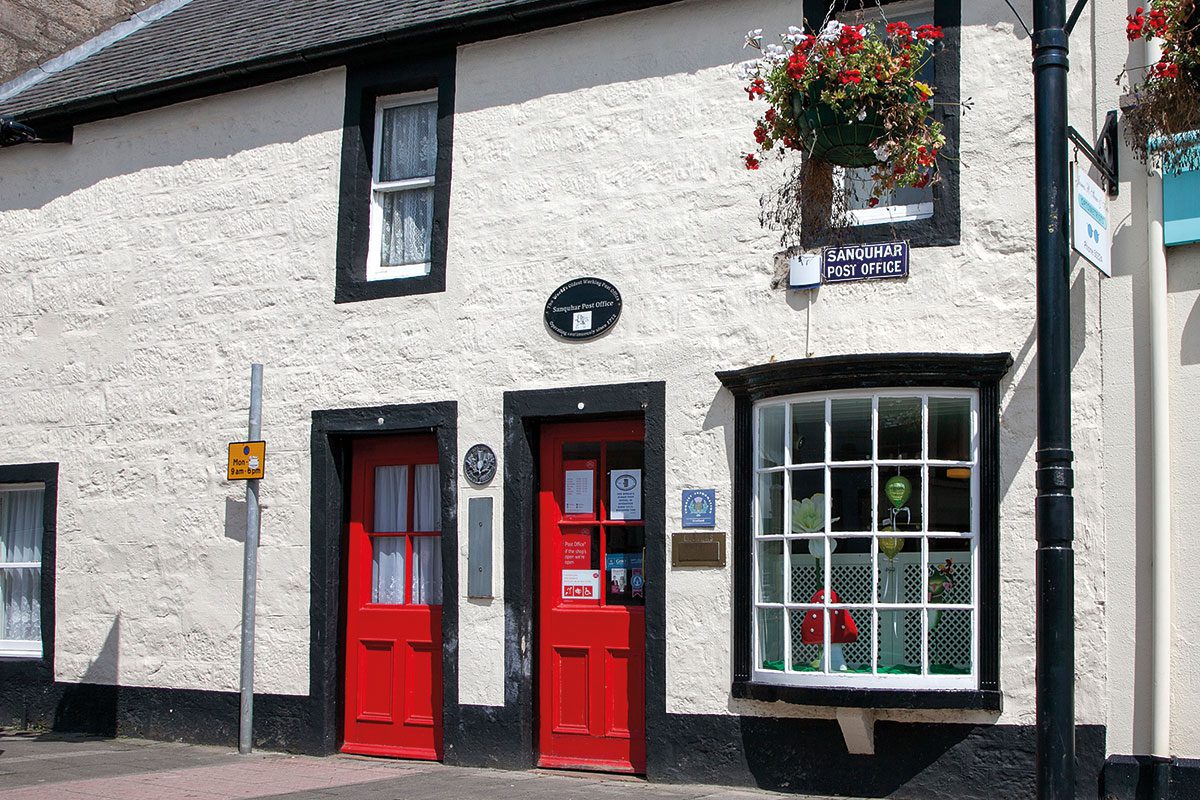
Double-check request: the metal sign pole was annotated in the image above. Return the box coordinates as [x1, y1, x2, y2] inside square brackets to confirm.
[238, 364, 263, 755]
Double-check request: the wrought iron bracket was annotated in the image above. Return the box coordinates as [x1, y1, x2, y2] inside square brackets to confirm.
[1065, 0, 1091, 35]
[1068, 109, 1120, 197]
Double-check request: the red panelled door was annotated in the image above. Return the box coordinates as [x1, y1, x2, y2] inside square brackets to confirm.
[343, 435, 443, 760]
[538, 420, 646, 773]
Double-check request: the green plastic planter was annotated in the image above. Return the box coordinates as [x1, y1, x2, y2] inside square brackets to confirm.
[791, 89, 886, 168]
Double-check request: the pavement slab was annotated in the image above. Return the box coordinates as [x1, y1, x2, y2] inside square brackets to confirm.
[0, 730, 842, 800]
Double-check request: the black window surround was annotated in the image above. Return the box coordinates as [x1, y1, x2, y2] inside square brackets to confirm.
[334, 53, 455, 303]
[0, 463, 58, 665]
[799, 0, 961, 249]
[717, 353, 1011, 711]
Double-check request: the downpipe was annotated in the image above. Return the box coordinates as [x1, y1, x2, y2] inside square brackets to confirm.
[1144, 35, 1172, 797]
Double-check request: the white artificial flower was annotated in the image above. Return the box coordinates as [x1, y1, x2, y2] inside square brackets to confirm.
[857, 109, 868, 121]
[874, 143, 892, 161]
[819, 20, 845, 42]
[744, 28, 764, 49]
[735, 60, 762, 80]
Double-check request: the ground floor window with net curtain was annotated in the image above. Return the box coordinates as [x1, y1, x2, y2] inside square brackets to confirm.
[753, 389, 978, 690]
[0, 483, 44, 658]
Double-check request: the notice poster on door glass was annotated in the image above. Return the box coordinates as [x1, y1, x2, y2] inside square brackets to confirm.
[562, 569, 600, 600]
[606, 552, 628, 596]
[561, 530, 592, 569]
[609, 469, 642, 520]
[564, 462, 595, 515]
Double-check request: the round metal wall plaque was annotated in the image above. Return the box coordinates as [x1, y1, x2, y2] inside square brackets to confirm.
[544, 277, 622, 340]
[463, 443, 497, 485]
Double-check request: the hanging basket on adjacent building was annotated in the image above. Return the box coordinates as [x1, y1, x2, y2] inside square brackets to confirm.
[1121, 2, 1200, 172]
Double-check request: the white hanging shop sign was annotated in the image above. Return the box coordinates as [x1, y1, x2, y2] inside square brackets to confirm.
[1071, 163, 1112, 277]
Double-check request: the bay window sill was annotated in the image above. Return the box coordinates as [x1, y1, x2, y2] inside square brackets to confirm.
[732, 680, 1003, 712]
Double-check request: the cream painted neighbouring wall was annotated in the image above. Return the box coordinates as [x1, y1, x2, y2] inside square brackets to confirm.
[0, 0, 1107, 728]
[1093, 0, 1200, 761]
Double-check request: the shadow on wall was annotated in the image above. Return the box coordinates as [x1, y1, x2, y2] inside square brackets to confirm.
[224, 497, 247, 543]
[0, 70, 341, 214]
[1173, 260, 1200, 366]
[53, 615, 120, 736]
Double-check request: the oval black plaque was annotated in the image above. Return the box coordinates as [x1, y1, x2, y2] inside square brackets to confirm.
[544, 277, 622, 340]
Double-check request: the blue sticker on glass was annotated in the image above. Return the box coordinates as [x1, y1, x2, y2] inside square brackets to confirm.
[681, 489, 716, 528]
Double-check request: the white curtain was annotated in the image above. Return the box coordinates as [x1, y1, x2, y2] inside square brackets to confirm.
[372, 467, 408, 604]
[1, 489, 43, 641]
[411, 465, 442, 605]
[374, 466, 408, 532]
[380, 187, 434, 267]
[379, 102, 437, 182]
[371, 538, 406, 605]
[378, 101, 437, 268]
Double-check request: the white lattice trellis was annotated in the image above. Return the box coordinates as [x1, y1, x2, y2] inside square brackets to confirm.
[788, 551, 971, 672]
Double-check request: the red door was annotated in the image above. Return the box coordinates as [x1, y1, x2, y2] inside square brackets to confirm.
[343, 435, 443, 759]
[538, 420, 646, 773]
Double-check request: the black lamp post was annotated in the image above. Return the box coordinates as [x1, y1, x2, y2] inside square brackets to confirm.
[1031, 0, 1076, 797]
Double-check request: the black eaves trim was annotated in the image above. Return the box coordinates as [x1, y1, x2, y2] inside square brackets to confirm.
[334, 54, 455, 303]
[716, 352, 1014, 402]
[732, 681, 1003, 711]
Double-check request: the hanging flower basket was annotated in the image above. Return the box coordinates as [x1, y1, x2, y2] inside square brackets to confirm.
[791, 84, 887, 168]
[739, 17, 947, 236]
[1120, 2, 1200, 171]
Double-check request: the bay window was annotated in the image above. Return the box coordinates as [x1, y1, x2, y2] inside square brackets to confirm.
[753, 390, 977, 689]
[718, 354, 1009, 708]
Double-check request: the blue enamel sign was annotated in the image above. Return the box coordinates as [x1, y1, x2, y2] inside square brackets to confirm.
[682, 489, 716, 528]
[821, 241, 909, 283]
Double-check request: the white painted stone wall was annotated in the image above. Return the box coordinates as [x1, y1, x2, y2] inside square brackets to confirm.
[1092, 0, 1200, 762]
[0, 0, 1113, 733]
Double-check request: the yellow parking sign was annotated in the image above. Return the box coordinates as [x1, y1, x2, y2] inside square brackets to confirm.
[228, 441, 266, 480]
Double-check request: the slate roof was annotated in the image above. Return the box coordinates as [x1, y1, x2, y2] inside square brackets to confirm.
[0, 0, 677, 127]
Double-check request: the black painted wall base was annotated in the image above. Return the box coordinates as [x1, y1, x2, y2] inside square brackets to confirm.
[1, 679, 326, 755]
[1103, 754, 1200, 800]
[651, 716, 1103, 799]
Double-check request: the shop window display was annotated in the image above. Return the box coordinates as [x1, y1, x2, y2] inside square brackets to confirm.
[753, 390, 977, 689]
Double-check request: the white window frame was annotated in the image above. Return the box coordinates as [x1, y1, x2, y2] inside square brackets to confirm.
[366, 90, 439, 282]
[751, 388, 979, 690]
[836, 0, 936, 227]
[0, 482, 45, 659]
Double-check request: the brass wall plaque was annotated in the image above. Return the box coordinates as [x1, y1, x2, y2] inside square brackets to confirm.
[671, 532, 726, 568]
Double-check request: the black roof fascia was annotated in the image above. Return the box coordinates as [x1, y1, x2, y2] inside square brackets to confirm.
[13, 0, 684, 135]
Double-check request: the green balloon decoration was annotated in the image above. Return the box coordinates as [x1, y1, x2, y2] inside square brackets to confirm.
[884, 475, 912, 509]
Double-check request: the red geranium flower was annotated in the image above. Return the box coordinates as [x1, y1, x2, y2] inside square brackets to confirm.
[744, 153, 760, 170]
[840, 69, 863, 85]
[787, 53, 808, 80]
[1153, 60, 1180, 79]
[886, 21, 912, 40]
[754, 124, 768, 144]
[868, 197, 880, 208]
[916, 24, 944, 40]
[745, 78, 766, 100]
[764, 107, 777, 123]
[1148, 8, 1168, 36]
[838, 25, 865, 54]
[1127, 7, 1146, 40]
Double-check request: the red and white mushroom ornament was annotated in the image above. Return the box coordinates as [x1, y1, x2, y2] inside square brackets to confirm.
[801, 589, 860, 671]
